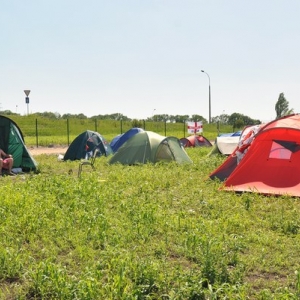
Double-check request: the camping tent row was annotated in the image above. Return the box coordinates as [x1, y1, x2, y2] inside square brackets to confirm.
[0, 115, 37, 172]
[63, 128, 193, 165]
[209, 114, 300, 197]
[6, 113, 300, 197]
[111, 129, 212, 151]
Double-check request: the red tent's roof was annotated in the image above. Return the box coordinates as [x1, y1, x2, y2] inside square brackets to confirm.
[180, 135, 212, 147]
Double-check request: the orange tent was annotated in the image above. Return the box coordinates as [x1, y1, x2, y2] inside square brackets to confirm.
[210, 114, 300, 196]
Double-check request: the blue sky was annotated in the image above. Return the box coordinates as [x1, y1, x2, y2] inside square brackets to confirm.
[1, 1, 299, 122]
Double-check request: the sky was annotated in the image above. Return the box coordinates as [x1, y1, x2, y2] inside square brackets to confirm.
[1, 1, 300, 122]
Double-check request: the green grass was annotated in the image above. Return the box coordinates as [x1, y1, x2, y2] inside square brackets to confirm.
[6, 115, 235, 146]
[1, 148, 300, 299]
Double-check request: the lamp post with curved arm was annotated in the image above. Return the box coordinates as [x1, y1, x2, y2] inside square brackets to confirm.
[201, 70, 211, 123]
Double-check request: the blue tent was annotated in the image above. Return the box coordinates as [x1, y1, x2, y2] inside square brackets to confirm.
[64, 130, 113, 160]
[218, 131, 242, 137]
[111, 127, 144, 153]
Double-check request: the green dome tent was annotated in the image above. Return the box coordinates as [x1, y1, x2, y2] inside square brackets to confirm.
[0, 115, 38, 171]
[109, 131, 192, 165]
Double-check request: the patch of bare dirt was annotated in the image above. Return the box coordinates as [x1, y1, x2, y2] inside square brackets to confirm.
[28, 146, 68, 156]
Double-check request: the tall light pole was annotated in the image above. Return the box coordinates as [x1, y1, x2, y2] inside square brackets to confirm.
[201, 70, 211, 123]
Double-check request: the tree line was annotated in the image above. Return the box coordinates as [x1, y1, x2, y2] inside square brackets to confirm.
[1, 92, 293, 127]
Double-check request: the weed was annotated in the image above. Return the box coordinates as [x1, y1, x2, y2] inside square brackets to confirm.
[0, 148, 300, 298]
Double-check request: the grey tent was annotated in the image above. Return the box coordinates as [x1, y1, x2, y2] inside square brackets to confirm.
[109, 131, 192, 165]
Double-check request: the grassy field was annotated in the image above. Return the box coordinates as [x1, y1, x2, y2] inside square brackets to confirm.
[1, 146, 300, 299]
[6, 115, 234, 147]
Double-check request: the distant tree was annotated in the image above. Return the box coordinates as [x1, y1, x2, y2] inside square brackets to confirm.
[110, 113, 122, 120]
[61, 113, 87, 119]
[121, 115, 130, 121]
[275, 93, 293, 119]
[191, 114, 207, 124]
[150, 114, 207, 123]
[0, 110, 15, 115]
[152, 114, 170, 122]
[233, 119, 244, 131]
[162, 114, 170, 121]
[89, 113, 130, 121]
[75, 113, 87, 119]
[152, 114, 164, 122]
[228, 113, 261, 126]
[117, 114, 130, 121]
[212, 113, 229, 124]
[173, 115, 189, 123]
[62, 113, 72, 119]
[34, 111, 60, 119]
[228, 113, 244, 126]
[131, 119, 143, 128]
[152, 114, 158, 122]
[167, 115, 176, 122]
[220, 113, 229, 124]
[54, 112, 61, 119]
[242, 115, 261, 126]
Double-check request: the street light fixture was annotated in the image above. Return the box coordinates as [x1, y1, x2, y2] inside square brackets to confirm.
[201, 70, 211, 123]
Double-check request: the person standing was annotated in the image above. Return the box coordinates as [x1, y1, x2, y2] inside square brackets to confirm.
[0, 149, 15, 176]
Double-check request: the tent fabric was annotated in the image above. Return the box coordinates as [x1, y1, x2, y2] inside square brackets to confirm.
[180, 135, 212, 148]
[209, 114, 300, 196]
[209, 155, 238, 182]
[64, 130, 113, 161]
[110, 127, 144, 153]
[0, 115, 38, 171]
[215, 136, 240, 155]
[209, 131, 242, 156]
[209, 124, 264, 180]
[218, 131, 242, 137]
[109, 131, 192, 165]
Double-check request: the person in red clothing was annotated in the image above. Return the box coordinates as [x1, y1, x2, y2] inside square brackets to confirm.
[0, 149, 15, 176]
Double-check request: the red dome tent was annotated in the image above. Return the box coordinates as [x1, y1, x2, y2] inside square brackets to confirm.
[209, 114, 300, 196]
[180, 135, 212, 148]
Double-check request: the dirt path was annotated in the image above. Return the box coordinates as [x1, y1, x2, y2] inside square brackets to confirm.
[28, 146, 68, 156]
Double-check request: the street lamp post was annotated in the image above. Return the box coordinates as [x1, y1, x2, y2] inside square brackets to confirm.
[201, 70, 211, 123]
